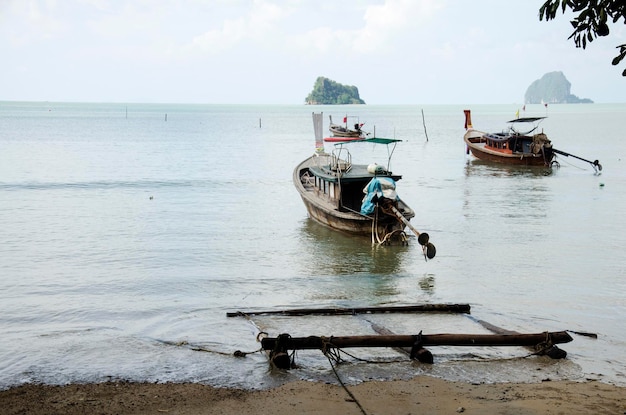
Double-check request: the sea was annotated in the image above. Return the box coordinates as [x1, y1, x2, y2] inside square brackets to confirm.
[1, 101, 625, 391]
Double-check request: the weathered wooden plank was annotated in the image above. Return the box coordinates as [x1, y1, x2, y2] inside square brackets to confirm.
[226, 303, 470, 318]
[466, 316, 571, 358]
[367, 321, 434, 363]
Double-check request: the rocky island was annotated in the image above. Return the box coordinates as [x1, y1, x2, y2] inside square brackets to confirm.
[305, 76, 365, 105]
[525, 71, 593, 104]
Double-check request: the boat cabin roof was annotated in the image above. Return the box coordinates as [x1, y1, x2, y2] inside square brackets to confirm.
[331, 137, 402, 145]
[308, 163, 402, 183]
[484, 133, 511, 142]
[506, 117, 546, 123]
[307, 136, 403, 183]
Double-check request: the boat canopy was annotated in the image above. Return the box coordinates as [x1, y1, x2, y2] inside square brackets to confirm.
[332, 137, 402, 146]
[506, 117, 546, 123]
[329, 136, 403, 174]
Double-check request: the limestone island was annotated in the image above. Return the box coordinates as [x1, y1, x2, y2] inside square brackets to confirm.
[525, 71, 593, 104]
[305, 76, 366, 105]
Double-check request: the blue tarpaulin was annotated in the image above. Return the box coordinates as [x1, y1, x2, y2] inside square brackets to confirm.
[360, 177, 397, 215]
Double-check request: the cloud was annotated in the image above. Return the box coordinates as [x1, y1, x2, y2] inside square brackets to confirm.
[1, 0, 624, 103]
[354, 0, 442, 53]
[1, 0, 65, 46]
[182, 0, 293, 56]
[285, 0, 442, 59]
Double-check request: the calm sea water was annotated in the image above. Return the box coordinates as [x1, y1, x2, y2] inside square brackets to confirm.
[1, 101, 624, 390]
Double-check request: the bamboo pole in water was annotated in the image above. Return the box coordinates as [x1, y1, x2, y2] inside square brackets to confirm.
[226, 303, 470, 317]
[422, 109, 429, 141]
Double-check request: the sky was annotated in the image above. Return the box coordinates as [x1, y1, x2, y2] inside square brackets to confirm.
[1, 0, 625, 105]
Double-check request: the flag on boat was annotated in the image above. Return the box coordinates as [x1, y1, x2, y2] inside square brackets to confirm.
[312, 112, 324, 153]
[515, 110, 520, 118]
[343, 116, 347, 123]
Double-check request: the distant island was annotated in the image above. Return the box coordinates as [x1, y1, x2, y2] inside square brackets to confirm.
[305, 77, 366, 105]
[525, 71, 593, 104]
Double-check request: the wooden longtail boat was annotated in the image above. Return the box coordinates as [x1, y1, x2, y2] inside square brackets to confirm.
[326, 114, 368, 141]
[463, 110, 554, 166]
[463, 109, 602, 171]
[295, 113, 435, 254]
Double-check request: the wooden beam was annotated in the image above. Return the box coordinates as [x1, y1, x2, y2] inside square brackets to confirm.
[367, 321, 434, 363]
[261, 331, 573, 351]
[226, 303, 470, 318]
[466, 316, 571, 358]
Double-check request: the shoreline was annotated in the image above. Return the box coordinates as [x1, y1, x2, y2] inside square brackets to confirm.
[2, 377, 624, 415]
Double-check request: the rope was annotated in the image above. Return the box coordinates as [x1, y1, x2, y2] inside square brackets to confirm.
[232, 347, 264, 357]
[516, 332, 566, 359]
[321, 341, 369, 415]
[531, 331, 557, 356]
[155, 338, 263, 357]
[329, 348, 404, 365]
[319, 337, 420, 415]
[555, 154, 588, 170]
[371, 209, 377, 244]
[371, 201, 407, 246]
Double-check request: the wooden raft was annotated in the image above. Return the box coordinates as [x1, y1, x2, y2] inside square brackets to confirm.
[262, 331, 573, 369]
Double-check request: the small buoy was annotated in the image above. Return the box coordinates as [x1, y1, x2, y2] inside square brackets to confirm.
[149, 196, 153, 200]
[599, 183, 605, 187]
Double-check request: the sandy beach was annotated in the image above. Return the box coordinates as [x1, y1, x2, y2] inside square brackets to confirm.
[2, 377, 624, 415]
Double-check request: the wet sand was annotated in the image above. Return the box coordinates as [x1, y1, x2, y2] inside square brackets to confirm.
[2, 377, 624, 415]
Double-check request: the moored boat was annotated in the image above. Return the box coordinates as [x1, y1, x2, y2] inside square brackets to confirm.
[463, 109, 602, 172]
[326, 114, 368, 141]
[463, 110, 554, 166]
[294, 113, 435, 256]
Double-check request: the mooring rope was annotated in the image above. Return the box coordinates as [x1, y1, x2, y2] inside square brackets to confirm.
[154, 338, 263, 357]
[322, 342, 369, 415]
[556, 155, 588, 170]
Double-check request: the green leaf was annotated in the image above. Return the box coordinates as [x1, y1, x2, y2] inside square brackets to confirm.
[598, 23, 610, 36]
[551, 1, 559, 15]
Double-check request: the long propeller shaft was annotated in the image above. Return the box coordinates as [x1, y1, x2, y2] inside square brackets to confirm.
[553, 148, 602, 171]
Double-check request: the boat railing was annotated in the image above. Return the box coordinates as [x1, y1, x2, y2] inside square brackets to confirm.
[311, 151, 332, 168]
[330, 147, 352, 173]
